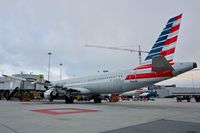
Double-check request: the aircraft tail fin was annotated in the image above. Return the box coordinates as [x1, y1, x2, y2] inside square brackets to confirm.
[144, 14, 182, 64]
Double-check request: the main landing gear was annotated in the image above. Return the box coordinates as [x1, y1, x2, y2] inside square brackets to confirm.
[64, 94, 102, 104]
[65, 96, 74, 104]
[93, 94, 102, 103]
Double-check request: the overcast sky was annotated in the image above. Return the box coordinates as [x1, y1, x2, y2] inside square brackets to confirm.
[0, 0, 200, 87]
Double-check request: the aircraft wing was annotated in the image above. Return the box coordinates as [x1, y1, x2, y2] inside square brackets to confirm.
[63, 86, 92, 95]
[31, 80, 52, 86]
[152, 55, 174, 72]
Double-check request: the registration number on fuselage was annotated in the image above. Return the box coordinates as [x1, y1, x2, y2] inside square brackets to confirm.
[129, 80, 138, 83]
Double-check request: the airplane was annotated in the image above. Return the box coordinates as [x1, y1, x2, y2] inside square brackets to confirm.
[120, 88, 148, 96]
[119, 88, 148, 100]
[139, 90, 158, 100]
[120, 87, 148, 96]
[120, 87, 158, 101]
[3, 14, 197, 103]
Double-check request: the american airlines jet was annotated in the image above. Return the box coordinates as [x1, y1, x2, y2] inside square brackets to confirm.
[4, 14, 197, 103]
[41, 14, 197, 103]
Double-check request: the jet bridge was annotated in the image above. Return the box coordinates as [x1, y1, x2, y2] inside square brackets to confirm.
[0, 73, 46, 100]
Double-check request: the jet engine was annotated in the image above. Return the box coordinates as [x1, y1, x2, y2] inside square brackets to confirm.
[44, 88, 66, 101]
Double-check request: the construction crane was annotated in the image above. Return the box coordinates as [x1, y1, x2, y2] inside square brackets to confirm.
[85, 44, 149, 64]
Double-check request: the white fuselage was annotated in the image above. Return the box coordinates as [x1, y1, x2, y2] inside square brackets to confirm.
[52, 62, 196, 95]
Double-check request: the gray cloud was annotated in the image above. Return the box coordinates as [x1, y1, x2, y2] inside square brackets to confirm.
[0, 0, 199, 87]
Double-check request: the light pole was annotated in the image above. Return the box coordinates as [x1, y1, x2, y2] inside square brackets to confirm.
[60, 63, 63, 80]
[48, 52, 52, 81]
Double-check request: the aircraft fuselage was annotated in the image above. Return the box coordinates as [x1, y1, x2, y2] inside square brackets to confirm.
[52, 62, 196, 94]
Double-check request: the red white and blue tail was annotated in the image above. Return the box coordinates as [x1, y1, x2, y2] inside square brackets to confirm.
[144, 14, 182, 64]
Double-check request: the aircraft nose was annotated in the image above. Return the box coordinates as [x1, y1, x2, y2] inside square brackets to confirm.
[193, 62, 197, 68]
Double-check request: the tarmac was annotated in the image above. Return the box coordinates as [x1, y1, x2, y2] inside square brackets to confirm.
[0, 98, 200, 133]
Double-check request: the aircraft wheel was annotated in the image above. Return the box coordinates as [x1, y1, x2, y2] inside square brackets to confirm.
[195, 96, 200, 102]
[49, 98, 53, 102]
[65, 96, 74, 104]
[94, 97, 102, 103]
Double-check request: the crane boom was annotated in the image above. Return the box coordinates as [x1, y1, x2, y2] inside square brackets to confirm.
[85, 44, 149, 64]
[85, 44, 149, 53]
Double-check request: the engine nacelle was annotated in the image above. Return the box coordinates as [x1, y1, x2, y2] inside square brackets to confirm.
[44, 88, 66, 101]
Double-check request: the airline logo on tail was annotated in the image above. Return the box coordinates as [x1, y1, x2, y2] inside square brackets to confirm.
[144, 14, 182, 63]
[125, 14, 182, 80]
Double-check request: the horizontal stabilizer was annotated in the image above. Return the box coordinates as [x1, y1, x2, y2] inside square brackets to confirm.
[152, 55, 174, 72]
